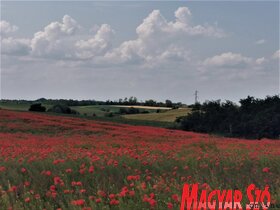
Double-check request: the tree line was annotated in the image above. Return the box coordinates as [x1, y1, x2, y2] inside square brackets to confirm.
[1, 97, 182, 108]
[177, 95, 280, 139]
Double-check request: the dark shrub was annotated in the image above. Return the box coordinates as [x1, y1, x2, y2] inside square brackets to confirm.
[119, 107, 140, 115]
[165, 99, 173, 108]
[47, 104, 79, 115]
[29, 103, 46, 112]
[101, 108, 110, 112]
[105, 112, 114, 117]
[119, 108, 127, 114]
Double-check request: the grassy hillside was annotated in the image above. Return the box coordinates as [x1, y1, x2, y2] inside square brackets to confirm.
[0, 103, 175, 127]
[0, 103, 155, 116]
[123, 108, 190, 122]
[70, 105, 160, 117]
[112, 105, 171, 110]
[0, 102, 52, 111]
[70, 105, 119, 117]
[0, 102, 188, 124]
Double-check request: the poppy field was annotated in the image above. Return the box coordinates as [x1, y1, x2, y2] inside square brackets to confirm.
[0, 109, 279, 210]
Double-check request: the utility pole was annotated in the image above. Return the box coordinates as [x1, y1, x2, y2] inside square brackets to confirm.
[194, 90, 198, 104]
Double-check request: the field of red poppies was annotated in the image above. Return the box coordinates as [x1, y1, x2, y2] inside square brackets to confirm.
[0, 109, 279, 210]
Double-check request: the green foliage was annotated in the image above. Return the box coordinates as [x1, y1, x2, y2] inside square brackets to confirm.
[104, 112, 114, 117]
[47, 104, 79, 115]
[179, 95, 280, 139]
[165, 99, 173, 108]
[28, 103, 46, 112]
[119, 107, 140, 115]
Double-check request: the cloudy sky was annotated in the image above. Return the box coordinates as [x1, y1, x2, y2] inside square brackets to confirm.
[1, 1, 279, 104]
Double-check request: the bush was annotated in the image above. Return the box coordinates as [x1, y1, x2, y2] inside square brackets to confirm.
[119, 107, 140, 115]
[101, 108, 110, 112]
[105, 112, 114, 117]
[29, 103, 46, 112]
[47, 104, 79, 115]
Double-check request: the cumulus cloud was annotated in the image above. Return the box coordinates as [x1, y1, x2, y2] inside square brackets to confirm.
[0, 20, 18, 35]
[30, 15, 81, 58]
[75, 24, 114, 59]
[135, 7, 225, 39]
[272, 50, 280, 59]
[1, 7, 225, 67]
[1, 20, 31, 56]
[104, 7, 225, 67]
[255, 57, 266, 65]
[29, 15, 116, 61]
[1, 37, 31, 55]
[203, 52, 252, 68]
[200, 52, 272, 80]
[175, 7, 192, 25]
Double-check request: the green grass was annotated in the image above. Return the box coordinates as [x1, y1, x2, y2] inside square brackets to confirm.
[0, 102, 31, 111]
[0, 102, 181, 127]
[70, 105, 161, 117]
[0, 102, 52, 111]
[46, 112, 175, 128]
[0, 106, 174, 129]
[123, 108, 190, 122]
[69, 105, 120, 117]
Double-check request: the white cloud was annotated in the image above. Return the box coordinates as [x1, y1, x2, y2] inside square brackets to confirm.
[75, 24, 114, 59]
[29, 15, 116, 61]
[255, 39, 266, 45]
[0, 20, 30, 56]
[1, 37, 31, 55]
[30, 15, 81, 58]
[104, 7, 225, 67]
[203, 52, 252, 68]
[1, 7, 226, 68]
[272, 50, 280, 59]
[200, 52, 273, 81]
[135, 7, 225, 39]
[175, 7, 192, 25]
[255, 57, 266, 65]
[0, 20, 18, 35]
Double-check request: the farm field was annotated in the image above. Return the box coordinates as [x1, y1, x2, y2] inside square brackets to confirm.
[111, 105, 172, 110]
[0, 102, 188, 124]
[0, 109, 279, 210]
[69, 105, 159, 117]
[123, 108, 190, 122]
[0, 102, 52, 112]
[0, 103, 134, 116]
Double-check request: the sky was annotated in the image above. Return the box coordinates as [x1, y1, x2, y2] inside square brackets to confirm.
[1, 1, 279, 104]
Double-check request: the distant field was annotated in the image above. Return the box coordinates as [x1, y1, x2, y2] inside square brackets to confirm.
[70, 105, 120, 117]
[0, 103, 156, 116]
[0, 102, 189, 123]
[123, 108, 190, 122]
[112, 105, 172, 110]
[70, 105, 158, 117]
[0, 102, 52, 111]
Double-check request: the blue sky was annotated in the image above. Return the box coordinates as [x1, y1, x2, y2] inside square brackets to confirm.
[1, 1, 279, 103]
